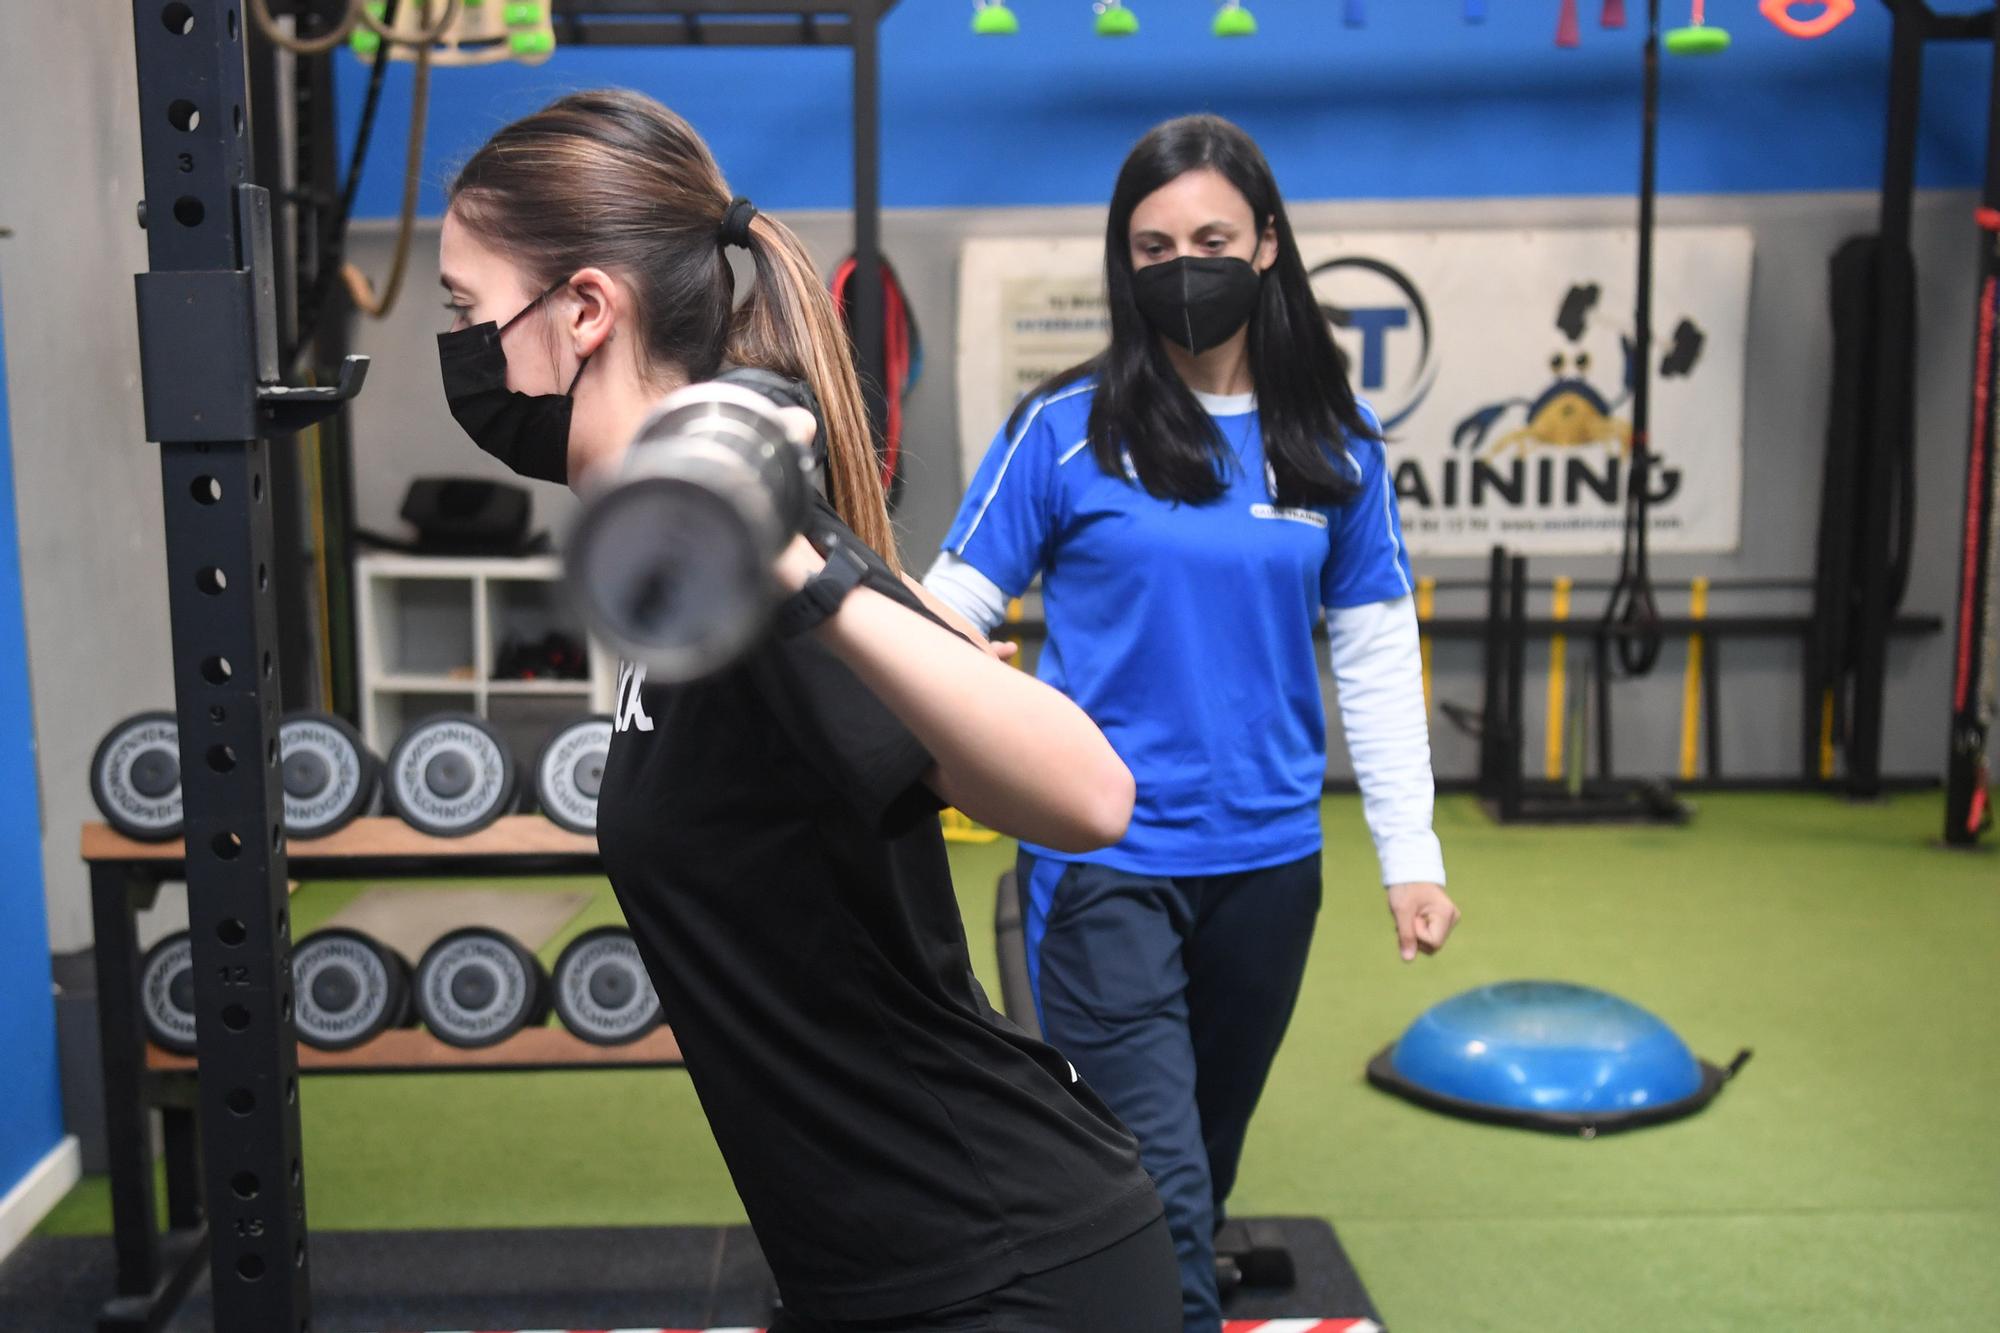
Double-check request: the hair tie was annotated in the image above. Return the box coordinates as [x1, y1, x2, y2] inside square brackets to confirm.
[718, 197, 759, 250]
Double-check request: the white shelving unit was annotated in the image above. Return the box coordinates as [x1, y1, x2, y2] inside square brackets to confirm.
[356, 553, 617, 762]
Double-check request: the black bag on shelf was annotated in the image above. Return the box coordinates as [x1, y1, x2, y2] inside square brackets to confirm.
[389, 477, 540, 556]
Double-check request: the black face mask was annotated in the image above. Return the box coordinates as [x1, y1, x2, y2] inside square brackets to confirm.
[437, 281, 590, 485]
[1130, 256, 1263, 356]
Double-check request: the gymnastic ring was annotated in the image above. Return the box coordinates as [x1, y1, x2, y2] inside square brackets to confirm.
[1759, 0, 1855, 40]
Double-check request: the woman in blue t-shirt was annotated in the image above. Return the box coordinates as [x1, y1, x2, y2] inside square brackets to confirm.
[927, 115, 1462, 1333]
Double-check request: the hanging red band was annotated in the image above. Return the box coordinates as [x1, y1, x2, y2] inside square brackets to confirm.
[831, 256, 918, 503]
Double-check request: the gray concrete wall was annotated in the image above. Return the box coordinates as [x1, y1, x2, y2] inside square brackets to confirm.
[345, 186, 1987, 790]
[0, 7, 171, 953]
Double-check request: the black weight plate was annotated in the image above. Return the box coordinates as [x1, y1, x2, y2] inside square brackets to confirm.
[140, 931, 196, 1054]
[532, 715, 612, 835]
[279, 712, 380, 840]
[413, 927, 548, 1048]
[292, 928, 409, 1051]
[383, 713, 517, 838]
[551, 927, 662, 1045]
[91, 711, 183, 841]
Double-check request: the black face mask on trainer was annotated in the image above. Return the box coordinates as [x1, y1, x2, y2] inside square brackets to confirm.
[1130, 255, 1263, 356]
[437, 280, 590, 485]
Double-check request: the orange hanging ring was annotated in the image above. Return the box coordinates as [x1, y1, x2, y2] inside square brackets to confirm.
[1759, 0, 1856, 39]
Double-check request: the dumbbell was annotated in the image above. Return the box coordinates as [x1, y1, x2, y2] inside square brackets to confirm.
[384, 713, 518, 837]
[98, 709, 385, 842]
[280, 711, 381, 840]
[413, 927, 551, 1048]
[532, 715, 611, 835]
[91, 711, 182, 841]
[144, 927, 417, 1055]
[551, 927, 662, 1044]
[292, 928, 412, 1050]
[139, 931, 197, 1053]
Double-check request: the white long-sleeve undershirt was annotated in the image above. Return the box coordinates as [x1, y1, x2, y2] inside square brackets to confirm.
[1325, 595, 1446, 888]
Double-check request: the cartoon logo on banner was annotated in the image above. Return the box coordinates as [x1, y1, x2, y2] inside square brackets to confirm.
[1452, 283, 1705, 459]
[1391, 282, 1710, 517]
[1309, 256, 1438, 431]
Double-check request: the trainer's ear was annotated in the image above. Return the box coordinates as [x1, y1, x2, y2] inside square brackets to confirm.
[1254, 217, 1279, 273]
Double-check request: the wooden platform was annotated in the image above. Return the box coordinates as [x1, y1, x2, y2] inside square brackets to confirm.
[91, 815, 638, 1073]
[83, 815, 598, 864]
[145, 1025, 683, 1074]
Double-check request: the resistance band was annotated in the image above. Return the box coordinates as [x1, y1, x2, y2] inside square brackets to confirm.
[831, 255, 920, 508]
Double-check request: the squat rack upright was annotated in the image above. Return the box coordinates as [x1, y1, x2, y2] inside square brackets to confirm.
[121, 5, 898, 1331]
[1809, 0, 1998, 807]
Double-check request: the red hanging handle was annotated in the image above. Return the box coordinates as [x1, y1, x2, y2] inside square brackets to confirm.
[1557, 0, 1581, 48]
[830, 257, 912, 498]
[1601, 0, 1627, 29]
[1759, 0, 1856, 39]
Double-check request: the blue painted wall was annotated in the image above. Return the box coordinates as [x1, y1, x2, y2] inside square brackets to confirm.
[0, 282, 63, 1200]
[339, 1, 1989, 219]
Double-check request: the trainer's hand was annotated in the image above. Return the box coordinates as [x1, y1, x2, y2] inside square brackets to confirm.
[1387, 882, 1460, 962]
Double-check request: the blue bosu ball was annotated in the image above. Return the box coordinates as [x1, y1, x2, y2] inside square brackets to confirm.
[1367, 981, 1748, 1137]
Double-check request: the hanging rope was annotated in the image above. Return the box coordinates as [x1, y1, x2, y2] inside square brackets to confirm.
[338, 2, 462, 319]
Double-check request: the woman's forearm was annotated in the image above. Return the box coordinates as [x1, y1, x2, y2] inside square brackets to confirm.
[816, 584, 1134, 851]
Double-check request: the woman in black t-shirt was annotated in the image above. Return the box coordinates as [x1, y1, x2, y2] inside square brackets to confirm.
[433, 90, 1178, 1333]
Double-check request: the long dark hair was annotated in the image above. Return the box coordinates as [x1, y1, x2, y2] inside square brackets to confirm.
[1017, 114, 1373, 507]
[449, 89, 898, 569]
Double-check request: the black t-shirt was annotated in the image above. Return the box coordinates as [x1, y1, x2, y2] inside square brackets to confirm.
[595, 504, 1161, 1320]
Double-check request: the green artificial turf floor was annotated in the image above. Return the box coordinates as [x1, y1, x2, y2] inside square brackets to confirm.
[35, 792, 2000, 1331]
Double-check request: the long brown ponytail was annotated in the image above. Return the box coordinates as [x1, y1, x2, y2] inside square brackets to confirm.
[725, 213, 896, 570]
[449, 89, 899, 571]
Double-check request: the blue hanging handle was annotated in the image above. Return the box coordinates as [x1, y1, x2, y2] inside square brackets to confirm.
[1345, 0, 1366, 27]
[1464, 0, 1487, 22]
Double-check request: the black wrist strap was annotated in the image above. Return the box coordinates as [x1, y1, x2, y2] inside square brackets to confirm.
[774, 535, 870, 639]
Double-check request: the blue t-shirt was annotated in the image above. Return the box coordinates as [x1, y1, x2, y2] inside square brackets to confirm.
[942, 381, 1414, 876]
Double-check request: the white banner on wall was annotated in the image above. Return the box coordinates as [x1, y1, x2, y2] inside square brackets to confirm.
[956, 227, 1753, 555]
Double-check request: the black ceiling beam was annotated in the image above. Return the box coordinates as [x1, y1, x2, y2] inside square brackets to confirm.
[1932, 10, 1996, 41]
[550, 2, 882, 48]
[1877, 1, 1997, 41]
[551, 18, 853, 46]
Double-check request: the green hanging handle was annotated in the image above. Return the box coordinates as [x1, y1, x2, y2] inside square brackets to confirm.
[1213, 2, 1256, 38]
[972, 0, 1020, 36]
[1665, 0, 1731, 55]
[1095, 1, 1140, 37]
